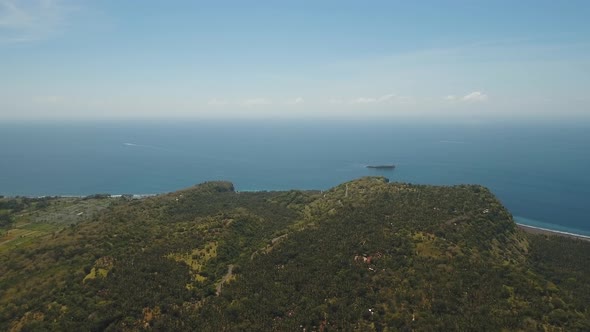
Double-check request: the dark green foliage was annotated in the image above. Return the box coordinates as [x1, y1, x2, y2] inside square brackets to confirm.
[1, 177, 589, 331]
[0, 213, 13, 227]
[0, 196, 58, 214]
[83, 194, 112, 200]
[0, 198, 26, 212]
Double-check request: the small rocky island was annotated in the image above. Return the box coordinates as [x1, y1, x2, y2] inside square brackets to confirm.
[366, 164, 396, 169]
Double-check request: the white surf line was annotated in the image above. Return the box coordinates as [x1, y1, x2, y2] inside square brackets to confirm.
[516, 223, 590, 240]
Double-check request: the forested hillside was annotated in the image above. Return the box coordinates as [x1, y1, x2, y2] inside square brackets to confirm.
[1, 177, 589, 331]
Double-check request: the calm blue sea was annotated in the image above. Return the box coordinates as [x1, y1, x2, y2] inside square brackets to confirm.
[1, 120, 589, 235]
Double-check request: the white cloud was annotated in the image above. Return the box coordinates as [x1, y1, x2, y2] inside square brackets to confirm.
[462, 91, 488, 102]
[0, 0, 72, 43]
[33, 95, 65, 104]
[376, 94, 396, 102]
[444, 92, 489, 102]
[352, 97, 377, 104]
[286, 97, 304, 105]
[328, 98, 345, 104]
[351, 93, 405, 104]
[395, 95, 415, 104]
[0, 1, 30, 28]
[207, 98, 230, 106]
[241, 98, 272, 106]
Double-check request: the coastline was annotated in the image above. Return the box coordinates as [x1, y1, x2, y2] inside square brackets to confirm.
[0, 194, 159, 199]
[517, 223, 590, 241]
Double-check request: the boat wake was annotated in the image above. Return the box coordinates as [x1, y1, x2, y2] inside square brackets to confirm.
[123, 142, 166, 150]
[439, 140, 467, 144]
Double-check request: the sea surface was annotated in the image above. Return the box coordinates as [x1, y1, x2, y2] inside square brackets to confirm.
[1, 120, 589, 236]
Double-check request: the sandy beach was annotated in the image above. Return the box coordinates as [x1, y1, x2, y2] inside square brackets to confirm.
[517, 224, 590, 241]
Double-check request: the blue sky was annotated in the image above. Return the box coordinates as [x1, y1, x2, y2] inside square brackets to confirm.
[1, 0, 589, 121]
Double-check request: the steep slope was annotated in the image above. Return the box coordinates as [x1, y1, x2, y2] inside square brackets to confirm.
[195, 177, 577, 331]
[1, 177, 589, 331]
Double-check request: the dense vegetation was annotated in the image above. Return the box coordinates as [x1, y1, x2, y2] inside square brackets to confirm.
[1, 177, 589, 331]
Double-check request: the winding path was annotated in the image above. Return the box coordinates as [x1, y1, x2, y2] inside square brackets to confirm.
[216, 264, 234, 296]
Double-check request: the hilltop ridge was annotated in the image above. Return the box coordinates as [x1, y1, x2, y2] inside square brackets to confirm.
[1, 177, 589, 331]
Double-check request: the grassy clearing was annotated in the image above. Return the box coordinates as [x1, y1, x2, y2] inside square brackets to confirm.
[167, 241, 218, 282]
[83, 267, 109, 282]
[0, 197, 115, 252]
[413, 232, 443, 259]
[83, 256, 115, 282]
[31, 197, 114, 225]
[0, 227, 56, 253]
[23, 222, 60, 232]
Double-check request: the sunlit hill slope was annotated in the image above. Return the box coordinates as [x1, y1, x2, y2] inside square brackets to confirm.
[1, 177, 589, 331]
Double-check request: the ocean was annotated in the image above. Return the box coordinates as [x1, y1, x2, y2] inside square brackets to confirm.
[1, 120, 589, 236]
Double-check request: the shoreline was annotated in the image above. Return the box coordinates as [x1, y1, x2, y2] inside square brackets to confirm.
[517, 223, 590, 241]
[0, 194, 159, 199]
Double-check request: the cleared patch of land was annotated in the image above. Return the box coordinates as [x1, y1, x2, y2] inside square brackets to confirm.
[167, 241, 218, 285]
[216, 264, 234, 296]
[0, 197, 115, 252]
